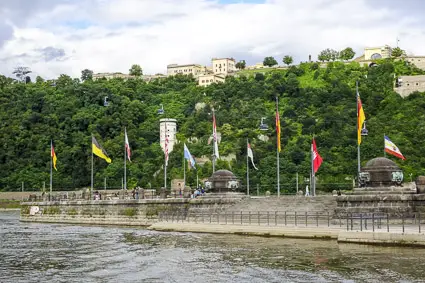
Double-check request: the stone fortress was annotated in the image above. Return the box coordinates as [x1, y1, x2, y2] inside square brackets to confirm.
[91, 45, 425, 94]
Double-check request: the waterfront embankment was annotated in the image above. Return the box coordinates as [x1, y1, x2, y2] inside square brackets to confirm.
[149, 222, 425, 247]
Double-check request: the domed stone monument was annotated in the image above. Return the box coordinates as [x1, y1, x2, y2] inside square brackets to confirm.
[358, 157, 403, 187]
[204, 170, 240, 193]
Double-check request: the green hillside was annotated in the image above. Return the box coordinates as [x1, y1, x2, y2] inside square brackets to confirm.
[1, 59, 425, 193]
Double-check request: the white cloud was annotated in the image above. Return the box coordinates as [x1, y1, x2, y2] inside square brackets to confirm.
[0, 0, 424, 79]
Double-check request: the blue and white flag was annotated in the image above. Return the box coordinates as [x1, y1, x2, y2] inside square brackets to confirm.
[184, 143, 196, 169]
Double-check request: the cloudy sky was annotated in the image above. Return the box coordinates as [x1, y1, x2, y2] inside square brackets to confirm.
[0, 0, 424, 79]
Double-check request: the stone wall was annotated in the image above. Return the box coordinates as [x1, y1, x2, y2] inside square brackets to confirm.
[335, 194, 425, 217]
[20, 197, 241, 226]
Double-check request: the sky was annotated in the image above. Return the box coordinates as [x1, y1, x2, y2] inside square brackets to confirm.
[0, 0, 424, 80]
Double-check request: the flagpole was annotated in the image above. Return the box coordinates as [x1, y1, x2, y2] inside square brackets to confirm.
[247, 139, 250, 196]
[91, 135, 94, 197]
[311, 138, 315, 197]
[384, 133, 387, 157]
[183, 151, 186, 190]
[212, 109, 216, 173]
[356, 81, 361, 181]
[276, 96, 280, 197]
[50, 140, 53, 193]
[124, 128, 127, 190]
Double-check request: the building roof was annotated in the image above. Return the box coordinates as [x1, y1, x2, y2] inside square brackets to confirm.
[167, 63, 203, 68]
[212, 57, 236, 61]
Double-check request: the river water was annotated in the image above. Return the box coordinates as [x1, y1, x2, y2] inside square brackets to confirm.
[1, 211, 425, 283]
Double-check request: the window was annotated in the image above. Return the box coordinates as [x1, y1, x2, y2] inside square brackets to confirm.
[202, 80, 205, 83]
[210, 79, 213, 82]
[224, 68, 226, 72]
[224, 63, 226, 66]
[416, 83, 419, 86]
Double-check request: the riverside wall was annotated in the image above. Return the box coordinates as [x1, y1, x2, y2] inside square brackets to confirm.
[20, 197, 242, 226]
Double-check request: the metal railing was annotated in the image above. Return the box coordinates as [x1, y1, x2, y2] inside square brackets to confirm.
[158, 211, 425, 234]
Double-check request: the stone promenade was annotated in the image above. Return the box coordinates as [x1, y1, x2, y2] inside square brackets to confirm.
[148, 222, 425, 247]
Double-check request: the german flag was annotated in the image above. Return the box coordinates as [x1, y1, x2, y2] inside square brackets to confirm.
[276, 104, 281, 152]
[51, 140, 57, 170]
[92, 136, 112, 163]
[357, 92, 366, 145]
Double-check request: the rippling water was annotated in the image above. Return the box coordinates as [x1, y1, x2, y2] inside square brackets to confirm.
[1, 211, 425, 282]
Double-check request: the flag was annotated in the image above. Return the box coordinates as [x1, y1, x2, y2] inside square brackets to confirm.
[125, 128, 131, 162]
[184, 143, 196, 169]
[213, 111, 219, 158]
[385, 136, 405, 160]
[357, 90, 366, 145]
[164, 122, 169, 166]
[51, 140, 57, 171]
[276, 105, 281, 152]
[312, 138, 323, 173]
[92, 136, 112, 163]
[247, 143, 258, 170]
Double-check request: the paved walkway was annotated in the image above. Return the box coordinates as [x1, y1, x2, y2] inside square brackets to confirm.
[149, 222, 425, 247]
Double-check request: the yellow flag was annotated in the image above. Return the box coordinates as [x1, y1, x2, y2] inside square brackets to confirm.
[92, 136, 112, 163]
[357, 95, 366, 145]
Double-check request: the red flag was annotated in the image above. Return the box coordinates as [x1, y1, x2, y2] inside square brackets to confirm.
[312, 138, 323, 173]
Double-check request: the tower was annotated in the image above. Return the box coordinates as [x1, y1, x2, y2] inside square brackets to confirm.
[160, 118, 177, 154]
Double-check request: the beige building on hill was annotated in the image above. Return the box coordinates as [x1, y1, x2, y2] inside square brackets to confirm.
[166, 64, 206, 77]
[166, 57, 237, 86]
[211, 57, 236, 75]
[93, 72, 135, 80]
[354, 45, 425, 70]
[394, 75, 425, 97]
[198, 74, 225, 87]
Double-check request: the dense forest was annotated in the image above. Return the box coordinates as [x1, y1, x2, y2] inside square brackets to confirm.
[1, 59, 425, 193]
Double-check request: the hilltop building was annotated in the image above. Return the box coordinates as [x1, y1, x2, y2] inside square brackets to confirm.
[160, 118, 177, 154]
[394, 75, 425, 97]
[92, 72, 135, 80]
[354, 45, 425, 70]
[166, 64, 206, 77]
[166, 57, 237, 87]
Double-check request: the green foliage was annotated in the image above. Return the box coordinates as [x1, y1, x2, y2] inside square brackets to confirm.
[263, 56, 278, 67]
[235, 60, 246, 70]
[0, 58, 424, 194]
[283, 55, 293, 66]
[339, 47, 355, 61]
[129, 64, 143, 77]
[391, 47, 405, 58]
[81, 69, 93, 81]
[318, 48, 338, 62]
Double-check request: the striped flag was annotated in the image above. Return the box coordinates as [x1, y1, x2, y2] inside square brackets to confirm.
[357, 89, 366, 145]
[125, 128, 131, 162]
[276, 104, 281, 152]
[385, 136, 405, 160]
[213, 111, 219, 158]
[51, 140, 57, 171]
[165, 122, 169, 166]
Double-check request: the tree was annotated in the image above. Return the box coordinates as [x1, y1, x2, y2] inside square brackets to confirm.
[129, 64, 143, 77]
[391, 47, 405, 58]
[317, 48, 338, 62]
[283, 55, 293, 66]
[339, 47, 355, 61]
[263, 56, 278, 67]
[12, 66, 32, 83]
[235, 60, 246, 70]
[81, 69, 93, 81]
[35, 76, 44, 84]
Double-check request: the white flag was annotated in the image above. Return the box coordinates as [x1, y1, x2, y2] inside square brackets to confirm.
[247, 143, 258, 170]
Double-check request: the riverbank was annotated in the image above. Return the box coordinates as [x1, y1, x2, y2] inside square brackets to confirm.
[148, 222, 425, 247]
